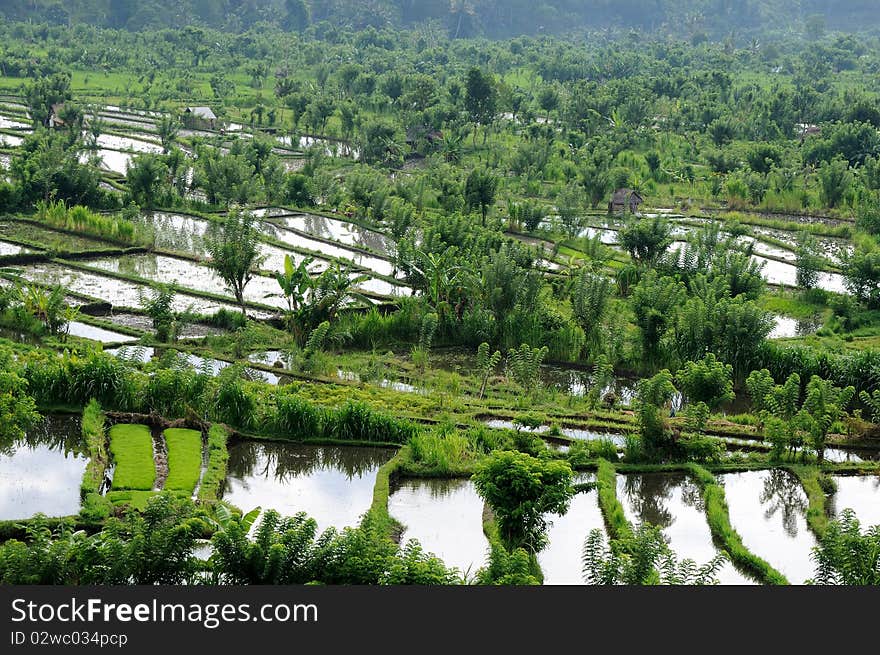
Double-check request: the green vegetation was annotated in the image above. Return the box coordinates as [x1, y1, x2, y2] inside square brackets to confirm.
[79, 399, 111, 521]
[595, 459, 633, 541]
[809, 510, 880, 585]
[0, 2, 879, 588]
[197, 424, 230, 503]
[472, 450, 574, 552]
[108, 423, 156, 492]
[686, 464, 789, 585]
[163, 428, 202, 494]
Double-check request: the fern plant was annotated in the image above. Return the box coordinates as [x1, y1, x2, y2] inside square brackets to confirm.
[475, 342, 501, 400]
[505, 343, 548, 394]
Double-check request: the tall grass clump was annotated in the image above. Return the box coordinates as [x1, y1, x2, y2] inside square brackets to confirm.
[327, 401, 419, 445]
[272, 391, 324, 438]
[36, 200, 145, 245]
[408, 426, 475, 474]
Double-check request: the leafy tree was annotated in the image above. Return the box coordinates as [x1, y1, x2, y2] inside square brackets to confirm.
[464, 67, 497, 144]
[818, 157, 852, 209]
[795, 231, 823, 290]
[842, 248, 880, 307]
[24, 72, 72, 128]
[156, 115, 179, 154]
[635, 370, 678, 458]
[0, 352, 41, 441]
[556, 183, 585, 238]
[465, 168, 497, 225]
[631, 272, 685, 366]
[475, 342, 502, 400]
[505, 343, 549, 394]
[142, 283, 178, 342]
[206, 209, 265, 316]
[570, 269, 611, 354]
[472, 450, 574, 552]
[619, 217, 672, 266]
[126, 153, 166, 208]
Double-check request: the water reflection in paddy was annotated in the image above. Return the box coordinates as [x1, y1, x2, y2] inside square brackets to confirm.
[388, 478, 487, 576]
[719, 469, 817, 584]
[828, 475, 880, 528]
[0, 415, 87, 520]
[538, 473, 605, 584]
[221, 442, 394, 534]
[618, 472, 754, 584]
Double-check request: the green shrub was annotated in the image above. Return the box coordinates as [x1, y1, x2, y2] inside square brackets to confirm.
[79, 399, 108, 499]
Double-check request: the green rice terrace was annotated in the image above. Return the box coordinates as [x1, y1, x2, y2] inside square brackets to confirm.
[1, 5, 880, 586]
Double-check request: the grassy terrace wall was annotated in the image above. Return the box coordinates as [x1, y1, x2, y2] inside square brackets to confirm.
[595, 459, 633, 541]
[79, 400, 112, 522]
[197, 424, 230, 503]
[685, 463, 789, 585]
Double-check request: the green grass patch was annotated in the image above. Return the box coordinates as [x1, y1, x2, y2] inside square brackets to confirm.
[366, 447, 405, 538]
[109, 424, 156, 491]
[106, 490, 156, 510]
[595, 459, 633, 541]
[686, 463, 789, 585]
[163, 428, 203, 493]
[788, 465, 831, 539]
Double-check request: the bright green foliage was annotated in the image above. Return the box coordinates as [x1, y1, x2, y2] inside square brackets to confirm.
[206, 209, 265, 315]
[475, 342, 502, 400]
[582, 524, 726, 585]
[842, 248, 880, 307]
[126, 153, 166, 208]
[631, 271, 686, 366]
[675, 353, 734, 409]
[858, 389, 880, 423]
[0, 353, 40, 441]
[163, 428, 202, 493]
[809, 510, 880, 585]
[472, 450, 574, 552]
[308, 263, 370, 323]
[109, 424, 156, 492]
[745, 368, 776, 413]
[198, 425, 229, 503]
[36, 200, 141, 243]
[0, 494, 203, 584]
[465, 168, 498, 225]
[210, 508, 458, 585]
[141, 284, 177, 342]
[800, 376, 855, 462]
[475, 543, 541, 585]
[505, 343, 549, 393]
[79, 399, 110, 521]
[409, 426, 474, 474]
